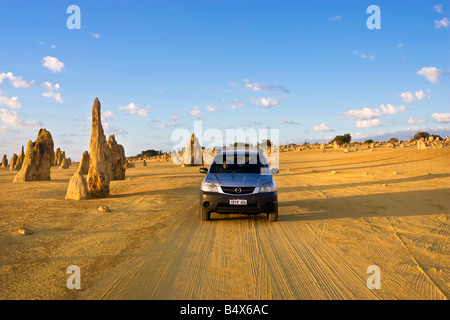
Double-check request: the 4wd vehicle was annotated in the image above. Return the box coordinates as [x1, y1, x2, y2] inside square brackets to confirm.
[199, 150, 278, 222]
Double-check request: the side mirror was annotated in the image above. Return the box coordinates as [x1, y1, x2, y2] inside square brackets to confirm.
[271, 168, 279, 175]
[199, 167, 208, 174]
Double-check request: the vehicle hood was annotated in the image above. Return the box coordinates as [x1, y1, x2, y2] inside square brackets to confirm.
[205, 173, 274, 187]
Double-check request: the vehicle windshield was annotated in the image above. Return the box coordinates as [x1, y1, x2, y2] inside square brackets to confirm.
[209, 153, 269, 174]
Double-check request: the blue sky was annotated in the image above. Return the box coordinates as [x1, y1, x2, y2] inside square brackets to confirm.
[0, 0, 449, 158]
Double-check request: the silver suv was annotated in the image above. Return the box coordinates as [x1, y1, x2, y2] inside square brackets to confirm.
[199, 150, 278, 222]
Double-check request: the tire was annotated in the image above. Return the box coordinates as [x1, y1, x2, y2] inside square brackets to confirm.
[267, 203, 278, 222]
[200, 205, 211, 221]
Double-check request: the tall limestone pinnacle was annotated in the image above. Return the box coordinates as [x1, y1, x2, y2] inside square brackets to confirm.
[14, 146, 25, 170]
[86, 98, 112, 198]
[107, 134, 126, 180]
[182, 133, 202, 166]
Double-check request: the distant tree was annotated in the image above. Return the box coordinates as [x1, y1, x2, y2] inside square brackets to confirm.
[258, 139, 272, 148]
[414, 132, 430, 140]
[365, 139, 374, 144]
[344, 133, 351, 143]
[139, 149, 162, 157]
[431, 135, 442, 141]
[389, 138, 399, 143]
[332, 133, 352, 146]
[233, 142, 253, 148]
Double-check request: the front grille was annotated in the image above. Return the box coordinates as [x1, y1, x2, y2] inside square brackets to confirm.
[216, 203, 259, 213]
[221, 186, 255, 194]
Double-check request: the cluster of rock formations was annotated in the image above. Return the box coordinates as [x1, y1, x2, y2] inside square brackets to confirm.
[5, 146, 25, 171]
[128, 153, 171, 165]
[2, 132, 74, 182]
[0, 97, 127, 202]
[138, 133, 203, 168]
[54, 148, 72, 169]
[278, 136, 450, 153]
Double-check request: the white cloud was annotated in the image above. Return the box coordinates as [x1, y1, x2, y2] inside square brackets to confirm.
[42, 82, 60, 91]
[171, 113, 183, 120]
[431, 113, 450, 123]
[0, 72, 34, 88]
[102, 110, 117, 121]
[231, 99, 244, 110]
[42, 56, 65, 73]
[243, 80, 289, 94]
[417, 67, 445, 83]
[400, 89, 429, 103]
[119, 103, 150, 117]
[0, 108, 40, 129]
[41, 82, 63, 103]
[90, 32, 101, 39]
[380, 104, 406, 116]
[150, 118, 166, 129]
[415, 90, 426, 101]
[103, 122, 126, 136]
[189, 106, 204, 119]
[313, 123, 333, 131]
[0, 95, 21, 109]
[206, 105, 220, 112]
[343, 104, 406, 120]
[397, 43, 404, 48]
[249, 97, 280, 108]
[329, 15, 342, 21]
[408, 116, 426, 125]
[342, 107, 382, 120]
[435, 17, 449, 28]
[400, 91, 415, 103]
[355, 119, 381, 128]
[51, 45, 57, 49]
[352, 50, 376, 61]
[43, 92, 62, 103]
[228, 81, 239, 87]
[148, 118, 179, 130]
[434, 4, 443, 13]
[278, 119, 300, 125]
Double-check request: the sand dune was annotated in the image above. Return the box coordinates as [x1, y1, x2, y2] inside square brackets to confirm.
[0, 146, 449, 299]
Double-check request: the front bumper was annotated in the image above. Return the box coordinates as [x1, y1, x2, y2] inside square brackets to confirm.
[200, 191, 278, 214]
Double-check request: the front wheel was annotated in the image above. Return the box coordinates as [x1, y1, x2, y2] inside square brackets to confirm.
[267, 203, 278, 222]
[199, 205, 211, 221]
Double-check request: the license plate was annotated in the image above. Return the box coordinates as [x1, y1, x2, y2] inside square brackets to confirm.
[230, 199, 247, 205]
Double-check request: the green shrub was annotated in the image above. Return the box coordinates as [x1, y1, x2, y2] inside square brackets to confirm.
[414, 132, 430, 140]
[332, 134, 351, 146]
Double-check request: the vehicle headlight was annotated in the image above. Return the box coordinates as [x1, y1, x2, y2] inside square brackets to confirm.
[201, 181, 218, 192]
[259, 182, 277, 193]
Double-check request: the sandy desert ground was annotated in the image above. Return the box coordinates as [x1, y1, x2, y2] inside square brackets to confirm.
[0, 146, 449, 300]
